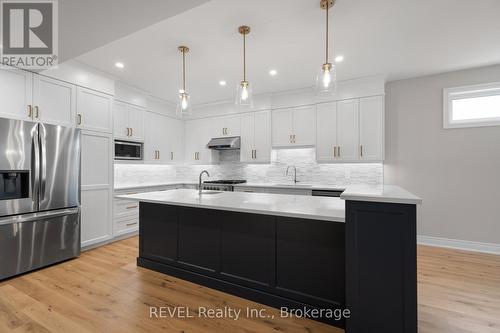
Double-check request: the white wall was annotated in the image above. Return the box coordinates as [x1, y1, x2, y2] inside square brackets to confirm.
[385, 64, 500, 246]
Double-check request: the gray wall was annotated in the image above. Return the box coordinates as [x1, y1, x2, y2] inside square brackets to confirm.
[385, 64, 500, 244]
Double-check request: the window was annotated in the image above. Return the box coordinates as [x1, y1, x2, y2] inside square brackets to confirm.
[443, 82, 500, 128]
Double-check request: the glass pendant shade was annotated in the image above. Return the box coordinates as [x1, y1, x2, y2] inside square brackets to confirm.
[315, 62, 337, 100]
[176, 92, 191, 117]
[235, 81, 253, 107]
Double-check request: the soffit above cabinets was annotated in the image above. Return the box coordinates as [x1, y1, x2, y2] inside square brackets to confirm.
[77, 0, 500, 106]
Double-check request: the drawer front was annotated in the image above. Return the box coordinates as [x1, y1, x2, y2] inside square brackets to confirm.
[114, 199, 139, 217]
[115, 215, 139, 235]
[266, 188, 312, 196]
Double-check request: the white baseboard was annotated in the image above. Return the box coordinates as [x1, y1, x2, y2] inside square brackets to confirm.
[418, 235, 500, 255]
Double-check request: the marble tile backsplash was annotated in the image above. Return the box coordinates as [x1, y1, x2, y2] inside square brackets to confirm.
[115, 148, 383, 188]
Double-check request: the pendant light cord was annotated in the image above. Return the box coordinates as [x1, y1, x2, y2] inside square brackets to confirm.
[182, 49, 186, 92]
[325, 3, 329, 64]
[243, 33, 246, 81]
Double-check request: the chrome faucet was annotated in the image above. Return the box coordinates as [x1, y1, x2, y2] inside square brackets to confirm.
[199, 170, 210, 194]
[285, 165, 298, 184]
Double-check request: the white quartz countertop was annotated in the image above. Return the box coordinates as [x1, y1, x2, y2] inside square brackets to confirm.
[115, 181, 196, 191]
[340, 184, 422, 205]
[117, 189, 346, 222]
[233, 182, 346, 191]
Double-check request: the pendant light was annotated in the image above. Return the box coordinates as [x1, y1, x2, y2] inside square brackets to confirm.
[316, 0, 337, 99]
[176, 46, 192, 116]
[236, 25, 253, 107]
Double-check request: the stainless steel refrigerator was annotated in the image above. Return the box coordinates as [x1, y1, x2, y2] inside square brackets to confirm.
[0, 117, 81, 280]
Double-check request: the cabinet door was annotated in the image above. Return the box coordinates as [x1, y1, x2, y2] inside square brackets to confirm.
[337, 99, 360, 161]
[253, 111, 271, 163]
[292, 106, 316, 146]
[359, 96, 384, 161]
[128, 104, 144, 141]
[171, 118, 184, 164]
[81, 131, 113, 247]
[184, 119, 200, 163]
[113, 101, 129, 140]
[197, 118, 217, 164]
[272, 108, 293, 147]
[144, 112, 159, 163]
[223, 115, 241, 137]
[240, 113, 254, 163]
[81, 188, 112, 247]
[155, 115, 170, 163]
[76, 87, 112, 133]
[316, 102, 337, 161]
[33, 75, 75, 126]
[0, 67, 33, 120]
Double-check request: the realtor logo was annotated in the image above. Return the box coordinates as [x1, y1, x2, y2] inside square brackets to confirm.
[0, 0, 58, 69]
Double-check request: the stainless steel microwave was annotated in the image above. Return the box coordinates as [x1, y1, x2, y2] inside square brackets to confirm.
[114, 140, 143, 160]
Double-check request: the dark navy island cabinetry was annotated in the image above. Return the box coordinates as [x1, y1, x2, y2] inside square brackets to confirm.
[122, 186, 421, 332]
[138, 202, 347, 327]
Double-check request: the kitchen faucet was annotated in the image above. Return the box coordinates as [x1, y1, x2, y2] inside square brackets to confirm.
[199, 170, 210, 194]
[285, 165, 299, 184]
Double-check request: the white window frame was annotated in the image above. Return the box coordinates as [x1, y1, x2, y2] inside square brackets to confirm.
[443, 82, 500, 129]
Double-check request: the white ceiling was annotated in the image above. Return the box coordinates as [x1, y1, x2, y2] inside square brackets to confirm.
[59, 0, 210, 61]
[76, 0, 500, 105]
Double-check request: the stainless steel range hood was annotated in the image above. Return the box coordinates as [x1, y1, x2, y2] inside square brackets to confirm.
[207, 136, 241, 150]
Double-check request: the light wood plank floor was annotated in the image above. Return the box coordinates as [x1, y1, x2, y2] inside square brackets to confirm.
[0, 237, 499, 333]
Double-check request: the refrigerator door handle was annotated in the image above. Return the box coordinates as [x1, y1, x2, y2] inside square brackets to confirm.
[39, 124, 47, 202]
[0, 207, 80, 226]
[31, 126, 40, 207]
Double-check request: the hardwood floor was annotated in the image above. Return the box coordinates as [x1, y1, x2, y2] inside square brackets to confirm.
[0, 237, 499, 333]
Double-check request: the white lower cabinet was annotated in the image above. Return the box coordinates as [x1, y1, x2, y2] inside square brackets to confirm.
[81, 131, 113, 247]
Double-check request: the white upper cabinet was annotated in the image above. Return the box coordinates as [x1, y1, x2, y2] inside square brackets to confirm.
[185, 118, 218, 165]
[240, 110, 271, 163]
[33, 75, 76, 127]
[272, 108, 294, 146]
[0, 67, 33, 120]
[337, 99, 360, 161]
[212, 114, 241, 137]
[272, 106, 316, 147]
[113, 101, 144, 141]
[144, 112, 183, 164]
[359, 96, 384, 161]
[293, 105, 316, 146]
[316, 96, 384, 162]
[76, 87, 113, 133]
[316, 102, 338, 161]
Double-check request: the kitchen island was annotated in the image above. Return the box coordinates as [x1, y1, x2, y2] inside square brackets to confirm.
[119, 187, 421, 332]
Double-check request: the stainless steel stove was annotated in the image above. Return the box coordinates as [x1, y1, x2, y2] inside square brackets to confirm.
[202, 180, 247, 192]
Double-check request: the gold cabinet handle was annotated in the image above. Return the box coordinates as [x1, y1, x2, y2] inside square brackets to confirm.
[171, 152, 174, 160]
[333, 146, 336, 157]
[77, 113, 82, 125]
[125, 192, 138, 195]
[34, 106, 39, 119]
[130, 128, 133, 137]
[360, 145, 363, 157]
[126, 205, 138, 209]
[338, 146, 341, 157]
[126, 128, 130, 136]
[289, 134, 292, 143]
[254, 149, 257, 159]
[157, 150, 160, 160]
[293, 134, 296, 143]
[126, 222, 138, 227]
[27, 105, 33, 118]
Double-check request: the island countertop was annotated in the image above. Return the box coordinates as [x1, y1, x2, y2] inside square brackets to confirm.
[117, 189, 345, 222]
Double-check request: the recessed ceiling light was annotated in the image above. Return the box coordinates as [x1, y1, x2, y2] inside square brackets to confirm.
[335, 55, 344, 63]
[269, 69, 278, 76]
[115, 62, 125, 69]
[219, 80, 227, 86]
